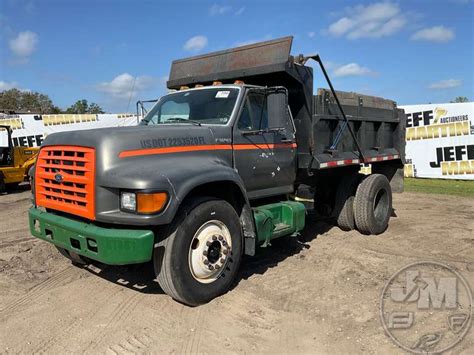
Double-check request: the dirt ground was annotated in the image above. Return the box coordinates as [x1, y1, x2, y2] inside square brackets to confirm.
[1, 186, 473, 354]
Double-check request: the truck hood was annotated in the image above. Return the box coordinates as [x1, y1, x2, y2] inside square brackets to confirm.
[42, 124, 224, 187]
[37, 124, 240, 226]
[43, 124, 216, 154]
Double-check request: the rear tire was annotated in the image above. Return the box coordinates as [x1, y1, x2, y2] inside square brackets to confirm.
[334, 174, 363, 231]
[0, 175, 5, 193]
[154, 198, 243, 306]
[6, 182, 20, 190]
[354, 174, 392, 235]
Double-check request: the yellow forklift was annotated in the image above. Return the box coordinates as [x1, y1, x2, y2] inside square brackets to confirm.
[0, 125, 39, 192]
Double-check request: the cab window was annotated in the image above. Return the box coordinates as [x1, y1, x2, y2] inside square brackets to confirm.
[238, 92, 268, 131]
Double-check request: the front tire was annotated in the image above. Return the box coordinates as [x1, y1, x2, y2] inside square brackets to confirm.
[154, 199, 243, 306]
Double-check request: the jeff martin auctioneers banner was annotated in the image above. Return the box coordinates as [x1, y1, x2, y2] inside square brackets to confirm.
[0, 113, 138, 148]
[400, 102, 474, 180]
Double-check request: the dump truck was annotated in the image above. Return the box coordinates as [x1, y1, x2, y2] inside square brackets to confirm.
[0, 125, 38, 192]
[28, 37, 405, 305]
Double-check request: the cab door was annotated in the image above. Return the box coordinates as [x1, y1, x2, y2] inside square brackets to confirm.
[232, 88, 297, 199]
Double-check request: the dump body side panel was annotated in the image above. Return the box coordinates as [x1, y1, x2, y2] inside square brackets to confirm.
[306, 89, 405, 171]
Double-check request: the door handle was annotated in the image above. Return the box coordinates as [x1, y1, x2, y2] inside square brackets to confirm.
[280, 138, 294, 143]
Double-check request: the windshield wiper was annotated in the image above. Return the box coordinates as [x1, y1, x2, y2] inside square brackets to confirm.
[164, 117, 202, 126]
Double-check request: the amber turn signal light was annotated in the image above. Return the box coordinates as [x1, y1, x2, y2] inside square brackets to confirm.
[137, 192, 168, 214]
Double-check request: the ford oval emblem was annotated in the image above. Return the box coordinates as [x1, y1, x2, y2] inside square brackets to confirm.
[54, 173, 64, 183]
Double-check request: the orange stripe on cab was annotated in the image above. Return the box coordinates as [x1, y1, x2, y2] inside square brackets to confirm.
[119, 142, 297, 158]
[233, 143, 297, 150]
[119, 144, 232, 158]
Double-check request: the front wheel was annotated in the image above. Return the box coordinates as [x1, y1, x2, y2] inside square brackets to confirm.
[154, 199, 243, 306]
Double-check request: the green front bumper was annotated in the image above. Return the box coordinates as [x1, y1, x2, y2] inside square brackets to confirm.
[28, 207, 154, 265]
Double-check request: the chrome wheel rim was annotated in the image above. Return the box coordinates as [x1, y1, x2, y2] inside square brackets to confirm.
[188, 220, 232, 284]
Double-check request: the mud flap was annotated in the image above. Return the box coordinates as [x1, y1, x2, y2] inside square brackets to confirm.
[241, 204, 256, 256]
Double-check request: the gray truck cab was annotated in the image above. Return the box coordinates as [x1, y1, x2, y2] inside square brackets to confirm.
[140, 84, 297, 200]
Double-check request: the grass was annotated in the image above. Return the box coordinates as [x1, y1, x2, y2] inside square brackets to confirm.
[404, 178, 474, 197]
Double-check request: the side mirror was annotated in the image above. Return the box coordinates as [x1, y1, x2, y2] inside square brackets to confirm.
[267, 89, 294, 134]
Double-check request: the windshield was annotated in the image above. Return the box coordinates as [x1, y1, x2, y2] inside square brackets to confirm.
[141, 88, 239, 126]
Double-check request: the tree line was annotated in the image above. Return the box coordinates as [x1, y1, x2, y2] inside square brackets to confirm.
[0, 88, 469, 115]
[0, 89, 105, 114]
[450, 96, 469, 103]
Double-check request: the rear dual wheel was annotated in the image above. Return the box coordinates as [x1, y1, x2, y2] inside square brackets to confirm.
[334, 173, 392, 235]
[334, 174, 363, 231]
[354, 174, 392, 235]
[154, 198, 242, 306]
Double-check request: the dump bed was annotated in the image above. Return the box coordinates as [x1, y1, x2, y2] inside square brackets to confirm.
[167, 36, 405, 173]
[310, 89, 405, 169]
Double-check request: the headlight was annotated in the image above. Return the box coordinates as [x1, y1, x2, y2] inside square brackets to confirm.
[120, 192, 137, 211]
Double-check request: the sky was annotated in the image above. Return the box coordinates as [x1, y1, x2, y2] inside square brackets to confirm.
[0, 0, 473, 112]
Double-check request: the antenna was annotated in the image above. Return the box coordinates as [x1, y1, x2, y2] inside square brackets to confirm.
[126, 76, 137, 113]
